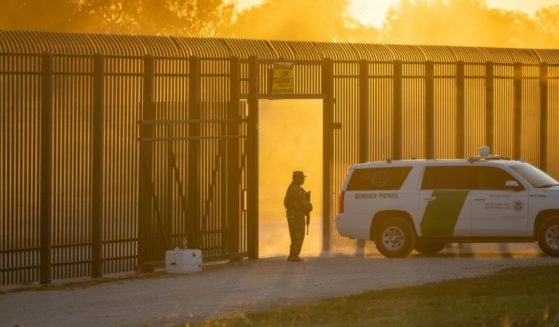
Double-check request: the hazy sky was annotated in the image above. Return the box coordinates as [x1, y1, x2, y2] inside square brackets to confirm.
[232, 0, 559, 28]
[486, 0, 559, 15]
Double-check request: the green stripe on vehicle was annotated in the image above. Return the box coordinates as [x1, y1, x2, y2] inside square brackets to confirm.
[420, 191, 469, 237]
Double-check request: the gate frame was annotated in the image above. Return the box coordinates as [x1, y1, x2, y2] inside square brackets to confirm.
[249, 58, 335, 256]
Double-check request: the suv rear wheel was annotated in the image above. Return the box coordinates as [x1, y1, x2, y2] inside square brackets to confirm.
[537, 216, 559, 257]
[414, 240, 446, 255]
[374, 217, 416, 258]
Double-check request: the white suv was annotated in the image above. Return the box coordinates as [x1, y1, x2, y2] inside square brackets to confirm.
[336, 149, 559, 258]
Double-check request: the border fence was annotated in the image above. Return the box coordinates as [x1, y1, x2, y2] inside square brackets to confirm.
[1, 31, 558, 287]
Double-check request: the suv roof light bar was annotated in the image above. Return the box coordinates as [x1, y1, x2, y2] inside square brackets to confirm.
[468, 146, 510, 163]
[467, 155, 510, 163]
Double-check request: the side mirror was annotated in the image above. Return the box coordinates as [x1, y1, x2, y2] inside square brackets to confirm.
[505, 180, 522, 190]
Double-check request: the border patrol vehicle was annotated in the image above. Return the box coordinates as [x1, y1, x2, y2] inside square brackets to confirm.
[336, 147, 559, 258]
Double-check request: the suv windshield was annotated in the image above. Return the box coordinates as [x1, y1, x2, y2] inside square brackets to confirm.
[510, 164, 559, 188]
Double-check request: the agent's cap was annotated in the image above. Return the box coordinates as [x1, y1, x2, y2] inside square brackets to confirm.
[292, 171, 306, 179]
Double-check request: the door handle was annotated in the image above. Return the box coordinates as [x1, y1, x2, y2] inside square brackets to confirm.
[424, 197, 437, 202]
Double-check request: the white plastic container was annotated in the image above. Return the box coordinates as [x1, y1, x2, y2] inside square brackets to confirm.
[165, 249, 203, 274]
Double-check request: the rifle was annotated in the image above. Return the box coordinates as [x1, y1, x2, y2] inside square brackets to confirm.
[305, 191, 311, 235]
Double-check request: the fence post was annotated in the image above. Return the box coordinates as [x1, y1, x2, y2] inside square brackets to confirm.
[393, 60, 402, 160]
[92, 54, 104, 278]
[540, 63, 548, 171]
[322, 58, 334, 254]
[40, 52, 53, 285]
[456, 61, 465, 159]
[247, 56, 259, 259]
[187, 56, 201, 250]
[228, 57, 241, 258]
[485, 61, 494, 150]
[356, 60, 369, 256]
[165, 105, 173, 249]
[513, 62, 522, 160]
[138, 55, 155, 271]
[359, 60, 370, 162]
[425, 61, 435, 159]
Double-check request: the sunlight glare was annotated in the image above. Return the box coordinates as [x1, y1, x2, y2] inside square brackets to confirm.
[348, 0, 399, 28]
[228, 0, 265, 12]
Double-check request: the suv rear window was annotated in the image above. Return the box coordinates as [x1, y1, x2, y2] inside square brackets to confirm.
[347, 167, 412, 191]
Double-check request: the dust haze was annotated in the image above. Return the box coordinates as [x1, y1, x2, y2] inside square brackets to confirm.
[3, 0, 559, 48]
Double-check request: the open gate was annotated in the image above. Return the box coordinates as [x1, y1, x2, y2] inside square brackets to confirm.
[136, 57, 257, 270]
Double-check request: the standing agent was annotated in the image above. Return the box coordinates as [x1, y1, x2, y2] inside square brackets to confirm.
[284, 171, 312, 262]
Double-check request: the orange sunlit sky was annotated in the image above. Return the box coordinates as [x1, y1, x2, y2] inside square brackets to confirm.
[233, 0, 559, 28]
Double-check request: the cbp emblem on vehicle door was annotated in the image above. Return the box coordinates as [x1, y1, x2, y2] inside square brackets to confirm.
[514, 201, 524, 211]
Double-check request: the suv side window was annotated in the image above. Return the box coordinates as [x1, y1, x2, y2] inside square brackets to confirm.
[421, 166, 476, 190]
[347, 167, 412, 191]
[422, 166, 523, 190]
[476, 166, 522, 190]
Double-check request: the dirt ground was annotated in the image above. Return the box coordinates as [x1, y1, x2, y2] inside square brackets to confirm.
[1, 244, 557, 327]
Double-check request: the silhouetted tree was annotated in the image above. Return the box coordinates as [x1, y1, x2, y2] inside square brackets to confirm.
[79, 0, 234, 35]
[0, 0, 80, 32]
[0, 0, 233, 36]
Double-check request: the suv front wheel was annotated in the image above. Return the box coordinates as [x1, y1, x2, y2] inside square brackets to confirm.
[374, 217, 416, 258]
[537, 216, 559, 257]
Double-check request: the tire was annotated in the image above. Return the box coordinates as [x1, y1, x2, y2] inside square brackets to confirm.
[374, 217, 416, 258]
[537, 216, 559, 257]
[414, 240, 446, 255]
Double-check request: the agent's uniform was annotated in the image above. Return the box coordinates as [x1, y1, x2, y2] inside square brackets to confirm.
[284, 171, 312, 261]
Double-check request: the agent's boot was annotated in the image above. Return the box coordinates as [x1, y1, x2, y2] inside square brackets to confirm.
[287, 255, 303, 262]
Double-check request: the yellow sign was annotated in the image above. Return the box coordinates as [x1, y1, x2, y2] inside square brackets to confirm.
[272, 62, 294, 94]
